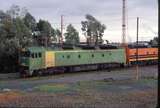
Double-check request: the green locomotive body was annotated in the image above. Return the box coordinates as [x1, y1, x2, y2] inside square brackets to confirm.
[54, 49, 126, 66]
[19, 47, 45, 75]
[19, 47, 126, 76]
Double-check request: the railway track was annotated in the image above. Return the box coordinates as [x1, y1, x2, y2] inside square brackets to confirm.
[0, 65, 157, 91]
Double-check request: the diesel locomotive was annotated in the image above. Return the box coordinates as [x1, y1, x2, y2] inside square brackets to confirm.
[19, 45, 158, 77]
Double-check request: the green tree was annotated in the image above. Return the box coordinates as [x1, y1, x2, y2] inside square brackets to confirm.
[0, 6, 32, 73]
[23, 12, 37, 32]
[37, 19, 56, 46]
[0, 10, 10, 22]
[81, 14, 106, 45]
[6, 5, 28, 18]
[64, 24, 79, 45]
[149, 37, 158, 46]
[37, 20, 51, 35]
[6, 5, 21, 18]
[55, 29, 61, 43]
[50, 28, 56, 43]
[14, 17, 32, 48]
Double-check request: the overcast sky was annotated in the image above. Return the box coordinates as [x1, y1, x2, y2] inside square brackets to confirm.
[0, 0, 158, 42]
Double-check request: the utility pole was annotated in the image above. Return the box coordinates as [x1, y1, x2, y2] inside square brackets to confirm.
[122, 0, 126, 46]
[136, 17, 139, 80]
[157, 0, 160, 108]
[60, 15, 64, 48]
[45, 36, 48, 48]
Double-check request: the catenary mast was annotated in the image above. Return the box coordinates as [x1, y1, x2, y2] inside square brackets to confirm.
[122, 0, 126, 46]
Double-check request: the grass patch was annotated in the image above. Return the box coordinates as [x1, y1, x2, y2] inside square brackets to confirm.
[34, 83, 71, 93]
[33, 78, 157, 94]
[137, 78, 157, 87]
[73, 78, 157, 93]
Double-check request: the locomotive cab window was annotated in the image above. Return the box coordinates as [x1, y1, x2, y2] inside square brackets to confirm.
[35, 53, 38, 58]
[31, 53, 35, 58]
[38, 53, 42, 57]
[21, 51, 30, 57]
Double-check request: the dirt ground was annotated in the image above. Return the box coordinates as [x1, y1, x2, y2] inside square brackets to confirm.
[0, 78, 157, 108]
[0, 65, 158, 108]
[0, 90, 157, 108]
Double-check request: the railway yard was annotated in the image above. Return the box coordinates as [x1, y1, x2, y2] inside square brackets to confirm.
[0, 0, 158, 107]
[0, 65, 157, 108]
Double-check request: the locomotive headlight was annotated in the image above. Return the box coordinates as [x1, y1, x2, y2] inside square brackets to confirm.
[21, 48, 26, 52]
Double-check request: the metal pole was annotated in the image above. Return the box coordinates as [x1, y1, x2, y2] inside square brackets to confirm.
[60, 15, 63, 48]
[157, 0, 160, 107]
[136, 17, 139, 80]
[122, 0, 126, 46]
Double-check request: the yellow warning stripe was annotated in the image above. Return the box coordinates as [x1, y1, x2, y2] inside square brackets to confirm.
[129, 57, 158, 62]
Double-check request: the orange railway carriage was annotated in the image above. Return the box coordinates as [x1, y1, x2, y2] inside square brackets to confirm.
[126, 48, 158, 64]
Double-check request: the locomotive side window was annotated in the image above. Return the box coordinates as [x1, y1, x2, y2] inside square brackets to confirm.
[92, 54, 94, 58]
[102, 54, 104, 57]
[78, 55, 81, 58]
[67, 55, 70, 59]
[35, 53, 38, 58]
[38, 53, 42, 57]
[31, 53, 34, 58]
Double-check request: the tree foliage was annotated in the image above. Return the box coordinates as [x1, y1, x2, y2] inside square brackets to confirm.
[64, 24, 79, 45]
[81, 14, 106, 45]
[23, 12, 37, 32]
[54, 29, 61, 43]
[6, 5, 21, 18]
[149, 37, 158, 46]
[0, 5, 56, 73]
[0, 5, 60, 73]
[36, 19, 56, 46]
[0, 5, 33, 73]
[37, 20, 52, 36]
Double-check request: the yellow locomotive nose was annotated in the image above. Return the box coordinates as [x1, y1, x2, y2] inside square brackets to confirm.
[45, 51, 55, 68]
